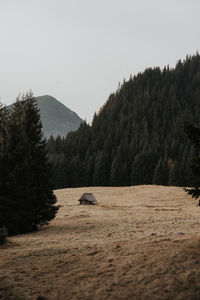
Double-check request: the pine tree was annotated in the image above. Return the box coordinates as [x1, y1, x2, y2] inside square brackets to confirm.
[0, 104, 13, 231]
[110, 155, 121, 186]
[0, 93, 59, 235]
[183, 122, 200, 203]
[168, 160, 183, 186]
[153, 156, 169, 186]
[130, 153, 151, 186]
[93, 151, 110, 186]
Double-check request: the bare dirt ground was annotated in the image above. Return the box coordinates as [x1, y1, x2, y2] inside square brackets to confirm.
[1, 185, 200, 300]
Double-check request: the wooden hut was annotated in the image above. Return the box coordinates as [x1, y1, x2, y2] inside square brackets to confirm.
[78, 193, 98, 205]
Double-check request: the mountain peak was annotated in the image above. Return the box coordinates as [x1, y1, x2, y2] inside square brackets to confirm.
[35, 95, 83, 138]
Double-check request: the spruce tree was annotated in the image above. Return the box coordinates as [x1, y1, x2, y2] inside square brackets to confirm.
[0, 104, 13, 231]
[93, 151, 110, 186]
[168, 160, 183, 186]
[0, 93, 59, 235]
[183, 122, 200, 202]
[153, 156, 169, 186]
[130, 153, 150, 186]
[110, 155, 121, 186]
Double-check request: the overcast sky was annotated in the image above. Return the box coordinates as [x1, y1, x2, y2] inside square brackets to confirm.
[0, 0, 200, 122]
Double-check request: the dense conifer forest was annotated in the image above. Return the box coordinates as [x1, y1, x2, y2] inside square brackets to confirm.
[47, 54, 200, 189]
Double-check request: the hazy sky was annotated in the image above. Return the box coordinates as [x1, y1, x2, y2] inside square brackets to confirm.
[0, 0, 200, 122]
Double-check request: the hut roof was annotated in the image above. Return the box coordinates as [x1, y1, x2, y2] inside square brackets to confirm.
[78, 193, 98, 204]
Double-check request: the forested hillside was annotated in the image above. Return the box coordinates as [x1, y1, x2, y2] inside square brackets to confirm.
[47, 54, 200, 188]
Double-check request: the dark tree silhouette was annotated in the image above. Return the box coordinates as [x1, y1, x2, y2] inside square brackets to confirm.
[0, 92, 59, 235]
[183, 121, 200, 204]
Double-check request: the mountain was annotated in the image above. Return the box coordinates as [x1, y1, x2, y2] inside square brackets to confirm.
[47, 53, 200, 189]
[36, 95, 83, 138]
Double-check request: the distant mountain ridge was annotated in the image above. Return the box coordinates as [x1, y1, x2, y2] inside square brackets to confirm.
[36, 95, 83, 138]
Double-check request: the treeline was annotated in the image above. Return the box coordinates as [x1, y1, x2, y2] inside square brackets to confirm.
[0, 93, 58, 235]
[47, 54, 200, 189]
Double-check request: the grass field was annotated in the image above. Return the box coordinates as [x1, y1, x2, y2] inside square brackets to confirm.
[1, 185, 200, 299]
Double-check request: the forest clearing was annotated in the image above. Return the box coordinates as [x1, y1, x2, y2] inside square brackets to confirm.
[1, 185, 200, 300]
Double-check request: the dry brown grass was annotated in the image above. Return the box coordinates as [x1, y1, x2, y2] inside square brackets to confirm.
[1, 185, 200, 299]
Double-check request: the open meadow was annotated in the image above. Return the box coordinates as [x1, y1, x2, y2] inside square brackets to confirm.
[1, 185, 200, 299]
